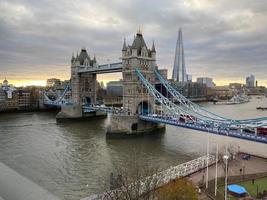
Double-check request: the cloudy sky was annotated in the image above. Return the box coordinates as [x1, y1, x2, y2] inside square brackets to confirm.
[0, 0, 267, 86]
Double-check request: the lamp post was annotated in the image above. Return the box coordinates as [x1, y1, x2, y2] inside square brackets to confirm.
[223, 154, 230, 200]
[206, 124, 210, 189]
[215, 143, 218, 196]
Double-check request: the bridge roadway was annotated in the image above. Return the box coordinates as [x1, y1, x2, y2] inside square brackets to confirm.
[83, 105, 125, 114]
[83, 105, 267, 144]
[140, 114, 267, 144]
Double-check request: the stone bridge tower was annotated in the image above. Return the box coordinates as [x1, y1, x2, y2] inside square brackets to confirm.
[108, 31, 164, 136]
[122, 30, 156, 115]
[57, 48, 98, 119]
[70, 48, 97, 106]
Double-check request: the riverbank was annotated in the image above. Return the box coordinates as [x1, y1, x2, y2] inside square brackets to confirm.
[190, 154, 267, 199]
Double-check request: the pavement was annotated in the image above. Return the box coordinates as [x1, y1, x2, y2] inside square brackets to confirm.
[191, 154, 267, 186]
[189, 154, 267, 199]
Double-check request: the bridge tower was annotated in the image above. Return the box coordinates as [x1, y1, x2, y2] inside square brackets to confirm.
[122, 30, 157, 115]
[71, 48, 97, 106]
[108, 31, 164, 136]
[57, 48, 98, 119]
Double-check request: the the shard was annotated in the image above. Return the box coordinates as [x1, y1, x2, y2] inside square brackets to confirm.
[172, 28, 187, 82]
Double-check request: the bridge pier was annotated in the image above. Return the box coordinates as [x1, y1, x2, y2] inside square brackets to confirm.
[56, 103, 83, 121]
[56, 104, 106, 122]
[107, 115, 165, 137]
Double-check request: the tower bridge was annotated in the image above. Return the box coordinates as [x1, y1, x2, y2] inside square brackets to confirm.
[56, 30, 163, 135]
[52, 31, 267, 142]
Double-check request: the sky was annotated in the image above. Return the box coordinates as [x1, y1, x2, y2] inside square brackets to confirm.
[0, 0, 267, 86]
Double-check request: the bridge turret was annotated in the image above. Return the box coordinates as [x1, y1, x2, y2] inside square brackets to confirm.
[74, 51, 80, 66]
[93, 55, 98, 67]
[71, 53, 75, 64]
[151, 40, 156, 60]
[122, 38, 127, 57]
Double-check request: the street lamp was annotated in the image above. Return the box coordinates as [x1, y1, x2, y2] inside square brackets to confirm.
[206, 124, 210, 189]
[215, 143, 218, 196]
[223, 154, 230, 200]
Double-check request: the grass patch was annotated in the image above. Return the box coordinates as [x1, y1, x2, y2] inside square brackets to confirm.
[218, 177, 267, 199]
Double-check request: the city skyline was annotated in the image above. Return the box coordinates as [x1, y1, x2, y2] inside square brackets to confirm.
[1, 0, 267, 86]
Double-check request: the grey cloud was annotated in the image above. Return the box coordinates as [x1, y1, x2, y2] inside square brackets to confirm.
[0, 0, 267, 84]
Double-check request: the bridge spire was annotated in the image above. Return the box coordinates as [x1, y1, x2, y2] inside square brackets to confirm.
[71, 52, 75, 63]
[151, 40, 156, 52]
[137, 26, 142, 35]
[93, 54, 96, 63]
[122, 37, 127, 51]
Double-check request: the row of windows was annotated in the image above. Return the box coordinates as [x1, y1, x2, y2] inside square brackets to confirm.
[124, 59, 150, 65]
[81, 88, 92, 92]
[125, 87, 148, 94]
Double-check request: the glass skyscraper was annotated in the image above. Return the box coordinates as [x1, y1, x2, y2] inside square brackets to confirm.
[172, 28, 187, 82]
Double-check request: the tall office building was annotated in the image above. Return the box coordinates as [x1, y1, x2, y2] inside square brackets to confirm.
[246, 75, 255, 88]
[172, 28, 187, 82]
[106, 80, 123, 96]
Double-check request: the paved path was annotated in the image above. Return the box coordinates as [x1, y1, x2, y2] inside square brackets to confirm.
[189, 154, 267, 199]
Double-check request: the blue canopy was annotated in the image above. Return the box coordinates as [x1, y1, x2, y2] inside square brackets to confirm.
[227, 184, 247, 194]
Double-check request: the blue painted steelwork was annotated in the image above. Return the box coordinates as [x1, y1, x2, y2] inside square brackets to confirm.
[43, 83, 71, 107]
[155, 68, 229, 121]
[139, 115, 267, 144]
[155, 68, 267, 124]
[135, 68, 267, 131]
[135, 68, 230, 127]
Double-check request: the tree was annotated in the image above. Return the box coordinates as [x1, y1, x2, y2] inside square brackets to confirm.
[100, 150, 199, 200]
[103, 164, 199, 200]
[156, 178, 198, 200]
[104, 162, 162, 200]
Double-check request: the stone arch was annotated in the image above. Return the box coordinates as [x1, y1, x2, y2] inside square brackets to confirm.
[82, 96, 91, 105]
[136, 100, 151, 115]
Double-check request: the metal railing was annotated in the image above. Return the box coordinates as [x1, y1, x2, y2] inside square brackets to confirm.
[82, 155, 215, 200]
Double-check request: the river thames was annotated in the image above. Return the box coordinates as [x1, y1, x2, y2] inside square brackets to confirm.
[0, 97, 267, 200]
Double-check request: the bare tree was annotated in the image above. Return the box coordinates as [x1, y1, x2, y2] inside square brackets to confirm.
[101, 152, 163, 200]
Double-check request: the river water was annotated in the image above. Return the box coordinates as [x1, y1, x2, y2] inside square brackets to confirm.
[0, 97, 266, 200]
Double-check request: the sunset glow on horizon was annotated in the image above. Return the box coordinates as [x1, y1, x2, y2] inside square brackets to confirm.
[4, 76, 267, 88]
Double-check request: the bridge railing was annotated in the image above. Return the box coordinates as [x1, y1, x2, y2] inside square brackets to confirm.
[83, 106, 126, 115]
